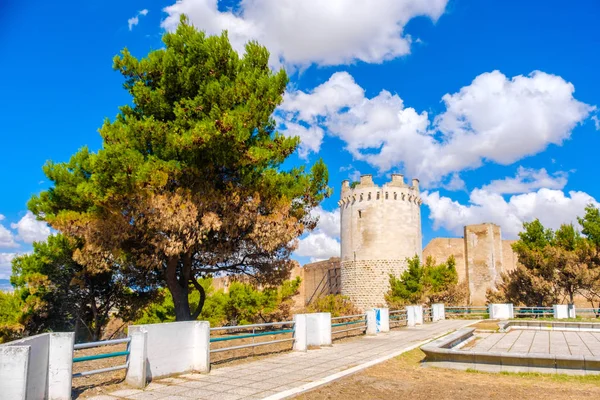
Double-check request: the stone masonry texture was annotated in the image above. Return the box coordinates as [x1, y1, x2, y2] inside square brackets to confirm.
[339, 174, 422, 310]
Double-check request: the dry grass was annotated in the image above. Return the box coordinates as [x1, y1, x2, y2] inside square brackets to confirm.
[296, 348, 600, 400]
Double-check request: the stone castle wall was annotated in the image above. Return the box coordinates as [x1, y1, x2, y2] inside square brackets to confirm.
[422, 224, 520, 305]
[339, 174, 422, 310]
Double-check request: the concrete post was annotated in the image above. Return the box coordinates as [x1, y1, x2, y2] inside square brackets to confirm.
[432, 304, 445, 322]
[553, 305, 568, 319]
[126, 330, 148, 388]
[568, 304, 576, 319]
[415, 305, 424, 325]
[0, 346, 29, 400]
[373, 308, 389, 333]
[489, 303, 513, 320]
[366, 310, 377, 335]
[306, 313, 331, 347]
[193, 321, 210, 373]
[47, 332, 75, 400]
[406, 306, 415, 327]
[293, 314, 308, 351]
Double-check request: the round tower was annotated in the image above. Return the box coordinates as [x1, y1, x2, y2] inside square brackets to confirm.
[338, 174, 422, 310]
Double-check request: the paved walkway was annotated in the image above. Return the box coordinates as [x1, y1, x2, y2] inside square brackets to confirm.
[468, 330, 600, 356]
[93, 319, 472, 400]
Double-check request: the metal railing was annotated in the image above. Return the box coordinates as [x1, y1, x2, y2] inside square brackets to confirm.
[72, 337, 131, 378]
[209, 321, 295, 354]
[423, 307, 432, 322]
[445, 306, 488, 318]
[572, 308, 600, 318]
[331, 313, 367, 336]
[513, 306, 553, 318]
[389, 309, 408, 328]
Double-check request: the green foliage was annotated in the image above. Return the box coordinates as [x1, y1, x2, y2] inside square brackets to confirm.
[349, 181, 360, 189]
[28, 15, 329, 321]
[136, 277, 301, 326]
[306, 294, 360, 318]
[10, 234, 151, 341]
[0, 291, 23, 343]
[386, 255, 466, 307]
[490, 209, 600, 307]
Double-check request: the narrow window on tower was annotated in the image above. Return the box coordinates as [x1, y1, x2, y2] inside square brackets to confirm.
[358, 210, 362, 218]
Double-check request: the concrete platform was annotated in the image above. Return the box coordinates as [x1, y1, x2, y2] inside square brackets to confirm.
[468, 330, 600, 357]
[91, 319, 472, 400]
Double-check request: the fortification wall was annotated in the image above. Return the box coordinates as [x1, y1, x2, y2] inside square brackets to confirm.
[422, 238, 467, 283]
[464, 224, 504, 304]
[339, 174, 422, 310]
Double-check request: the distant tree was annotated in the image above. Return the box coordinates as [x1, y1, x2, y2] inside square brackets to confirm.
[0, 291, 23, 343]
[136, 277, 301, 326]
[11, 234, 149, 341]
[386, 255, 466, 307]
[487, 216, 600, 308]
[28, 16, 329, 321]
[306, 294, 360, 318]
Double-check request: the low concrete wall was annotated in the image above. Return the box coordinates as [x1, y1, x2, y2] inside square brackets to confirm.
[432, 304, 445, 321]
[553, 305, 568, 319]
[489, 303, 513, 320]
[306, 313, 332, 347]
[0, 332, 74, 400]
[422, 326, 600, 375]
[406, 305, 424, 326]
[129, 321, 210, 381]
[502, 320, 600, 332]
[0, 345, 29, 400]
[374, 308, 389, 333]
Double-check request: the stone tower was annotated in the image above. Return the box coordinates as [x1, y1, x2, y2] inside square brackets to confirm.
[338, 174, 422, 310]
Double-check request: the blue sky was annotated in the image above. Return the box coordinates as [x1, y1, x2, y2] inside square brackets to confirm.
[1, 0, 600, 276]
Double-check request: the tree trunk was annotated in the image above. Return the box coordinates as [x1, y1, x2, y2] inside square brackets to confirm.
[166, 255, 192, 321]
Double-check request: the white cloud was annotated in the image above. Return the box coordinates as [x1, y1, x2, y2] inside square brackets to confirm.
[0, 253, 16, 280]
[276, 119, 324, 160]
[442, 173, 466, 191]
[129, 9, 149, 31]
[294, 206, 340, 262]
[280, 70, 594, 185]
[0, 215, 18, 249]
[592, 115, 600, 130]
[11, 212, 51, 244]
[422, 188, 598, 239]
[161, 0, 448, 68]
[295, 232, 340, 262]
[481, 167, 568, 194]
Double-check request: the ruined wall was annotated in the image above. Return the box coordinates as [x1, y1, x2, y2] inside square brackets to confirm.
[299, 258, 340, 306]
[339, 174, 422, 310]
[464, 224, 504, 305]
[422, 238, 467, 283]
[423, 225, 521, 305]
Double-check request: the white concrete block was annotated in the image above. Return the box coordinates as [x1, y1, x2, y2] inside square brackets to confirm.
[194, 321, 210, 373]
[47, 332, 74, 400]
[553, 305, 569, 319]
[366, 310, 377, 335]
[373, 308, 389, 333]
[293, 314, 307, 351]
[129, 320, 210, 381]
[4, 333, 50, 399]
[489, 304, 513, 320]
[126, 330, 148, 388]
[432, 304, 445, 321]
[406, 306, 415, 327]
[415, 305, 424, 325]
[306, 313, 331, 347]
[0, 345, 29, 400]
[568, 304, 576, 319]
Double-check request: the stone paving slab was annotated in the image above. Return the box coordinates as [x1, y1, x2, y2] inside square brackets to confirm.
[89, 320, 471, 400]
[469, 330, 600, 357]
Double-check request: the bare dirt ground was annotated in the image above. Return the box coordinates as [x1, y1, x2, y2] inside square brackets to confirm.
[296, 348, 600, 400]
